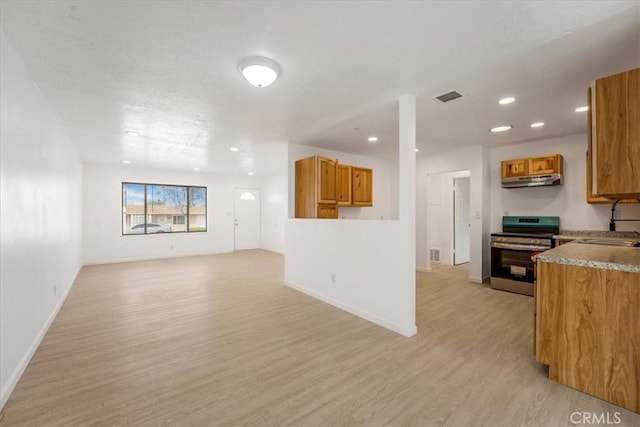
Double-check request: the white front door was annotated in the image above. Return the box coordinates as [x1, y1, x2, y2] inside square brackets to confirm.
[453, 177, 471, 265]
[234, 188, 261, 251]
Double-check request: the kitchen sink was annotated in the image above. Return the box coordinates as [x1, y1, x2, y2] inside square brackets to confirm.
[574, 238, 640, 247]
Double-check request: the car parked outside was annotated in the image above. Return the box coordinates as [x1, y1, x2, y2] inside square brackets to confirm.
[127, 223, 172, 234]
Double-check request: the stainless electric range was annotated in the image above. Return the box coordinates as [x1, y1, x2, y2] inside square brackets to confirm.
[490, 216, 560, 296]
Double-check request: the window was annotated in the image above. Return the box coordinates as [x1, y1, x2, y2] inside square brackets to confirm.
[122, 183, 207, 235]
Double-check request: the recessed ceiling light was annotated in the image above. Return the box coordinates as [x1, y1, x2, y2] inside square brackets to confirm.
[498, 97, 515, 105]
[414, 148, 420, 152]
[122, 160, 131, 164]
[490, 125, 513, 133]
[193, 167, 200, 171]
[530, 122, 545, 128]
[248, 172, 254, 176]
[124, 131, 140, 137]
[368, 136, 378, 142]
[229, 147, 240, 152]
[574, 106, 589, 112]
[238, 56, 281, 88]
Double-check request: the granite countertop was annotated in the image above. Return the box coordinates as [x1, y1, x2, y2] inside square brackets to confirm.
[553, 230, 640, 240]
[536, 241, 640, 273]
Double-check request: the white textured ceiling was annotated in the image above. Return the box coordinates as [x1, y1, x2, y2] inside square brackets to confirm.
[1, 1, 639, 175]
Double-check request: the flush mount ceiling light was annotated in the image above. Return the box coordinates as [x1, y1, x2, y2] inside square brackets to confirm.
[530, 122, 545, 128]
[193, 167, 200, 171]
[490, 125, 513, 133]
[498, 97, 515, 105]
[414, 148, 420, 152]
[239, 56, 281, 88]
[122, 160, 131, 164]
[125, 130, 140, 137]
[574, 106, 589, 112]
[368, 136, 378, 142]
[229, 147, 240, 152]
[248, 172, 255, 176]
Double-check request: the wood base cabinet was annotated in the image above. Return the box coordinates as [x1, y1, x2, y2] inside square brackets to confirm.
[536, 261, 640, 413]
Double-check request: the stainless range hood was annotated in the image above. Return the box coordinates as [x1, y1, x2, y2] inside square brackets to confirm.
[501, 173, 563, 188]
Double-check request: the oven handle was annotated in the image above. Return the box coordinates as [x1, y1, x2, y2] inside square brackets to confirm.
[491, 242, 550, 251]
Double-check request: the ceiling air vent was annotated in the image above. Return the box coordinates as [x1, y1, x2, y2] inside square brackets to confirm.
[435, 91, 463, 103]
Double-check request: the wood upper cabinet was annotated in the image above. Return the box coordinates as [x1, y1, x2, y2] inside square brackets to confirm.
[294, 156, 337, 219]
[294, 156, 373, 217]
[352, 167, 373, 206]
[335, 164, 352, 206]
[501, 158, 528, 178]
[501, 154, 562, 178]
[590, 67, 640, 198]
[529, 154, 562, 175]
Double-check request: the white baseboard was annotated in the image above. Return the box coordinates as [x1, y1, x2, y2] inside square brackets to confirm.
[83, 250, 236, 266]
[416, 267, 431, 273]
[469, 275, 490, 284]
[0, 269, 78, 410]
[284, 281, 417, 338]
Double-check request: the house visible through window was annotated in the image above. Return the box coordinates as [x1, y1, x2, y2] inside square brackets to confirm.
[122, 183, 207, 235]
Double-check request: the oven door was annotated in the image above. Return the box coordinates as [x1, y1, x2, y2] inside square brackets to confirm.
[491, 244, 536, 284]
[490, 244, 537, 296]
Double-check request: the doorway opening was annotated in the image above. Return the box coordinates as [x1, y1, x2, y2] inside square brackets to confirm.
[453, 177, 471, 266]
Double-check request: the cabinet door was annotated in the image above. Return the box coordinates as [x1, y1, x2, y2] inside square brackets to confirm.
[294, 157, 317, 218]
[352, 167, 373, 206]
[317, 157, 337, 204]
[586, 151, 639, 204]
[529, 155, 561, 175]
[335, 164, 352, 206]
[501, 159, 528, 178]
[591, 68, 640, 197]
[317, 205, 338, 219]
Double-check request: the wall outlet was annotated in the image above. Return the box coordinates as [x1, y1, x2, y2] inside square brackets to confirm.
[331, 273, 336, 284]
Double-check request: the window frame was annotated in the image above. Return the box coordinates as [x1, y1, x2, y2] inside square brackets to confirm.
[122, 182, 207, 236]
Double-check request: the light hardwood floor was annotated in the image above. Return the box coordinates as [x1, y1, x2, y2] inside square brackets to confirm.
[2, 250, 639, 426]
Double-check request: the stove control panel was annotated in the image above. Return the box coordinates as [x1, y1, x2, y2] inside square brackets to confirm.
[491, 235, 553, 250]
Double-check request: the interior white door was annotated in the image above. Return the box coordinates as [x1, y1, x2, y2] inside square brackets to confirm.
[453, 177, 471, 265]
[234, 188, 261, 251]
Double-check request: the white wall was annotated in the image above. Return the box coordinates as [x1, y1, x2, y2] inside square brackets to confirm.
[490, 134, 640, 232]
[416, 145, 490, 282]
[261, 144, 288, 254]
[286, 220, 415, 335]
[287, 144, 398, 220]
[82, 163, 284, 264]
[0, 32, 83, 409]
[285, 97, 415, 336]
